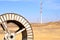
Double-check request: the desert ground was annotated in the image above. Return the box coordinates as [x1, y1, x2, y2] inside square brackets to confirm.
[32, 22, 60, 40]
[0, 21, 60, 40]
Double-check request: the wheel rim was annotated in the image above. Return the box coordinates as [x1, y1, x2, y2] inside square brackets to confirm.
[0, 13, 33, 40]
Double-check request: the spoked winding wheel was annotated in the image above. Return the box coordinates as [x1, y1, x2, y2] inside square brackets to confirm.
[0, 13, 33, 40]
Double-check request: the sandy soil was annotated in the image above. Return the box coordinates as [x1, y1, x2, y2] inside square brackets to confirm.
[0, 22, 60, 40]
[31, 22, 60, 40]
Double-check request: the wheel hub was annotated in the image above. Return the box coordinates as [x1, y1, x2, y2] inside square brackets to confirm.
[4, 33, 15, 40]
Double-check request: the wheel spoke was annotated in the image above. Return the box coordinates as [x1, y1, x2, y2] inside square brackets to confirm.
[1, 22, 10, 34]
[15, 28, 25, 35]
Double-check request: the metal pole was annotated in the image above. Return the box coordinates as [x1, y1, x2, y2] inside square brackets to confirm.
[40, 13, 42, 24]
[40, 0, 43, 24]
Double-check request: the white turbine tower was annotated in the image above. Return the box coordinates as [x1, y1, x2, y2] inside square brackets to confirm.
[40, 0, 43, 24]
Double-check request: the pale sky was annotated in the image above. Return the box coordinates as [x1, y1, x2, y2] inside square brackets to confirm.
[0, 0, 60, 23]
